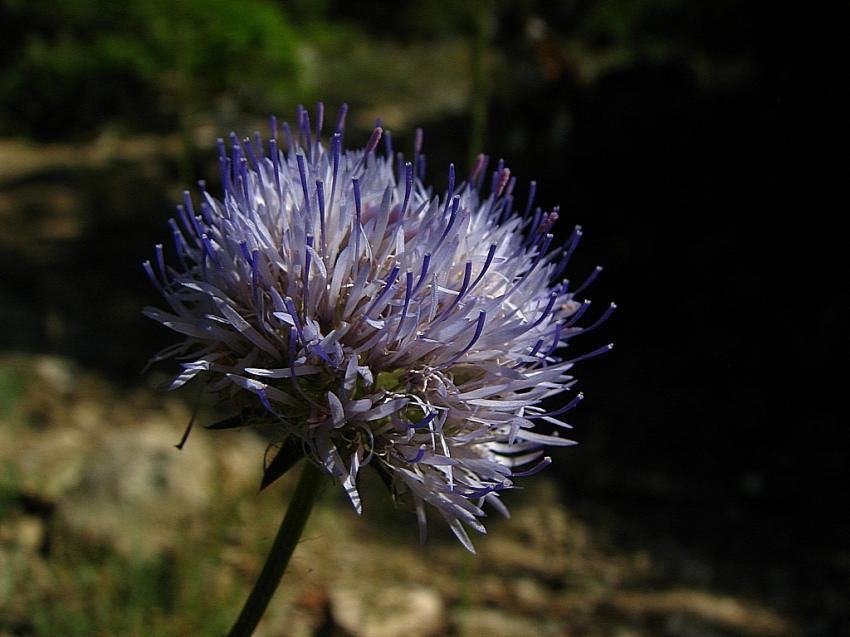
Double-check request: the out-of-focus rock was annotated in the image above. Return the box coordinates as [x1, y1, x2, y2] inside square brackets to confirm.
[609, 590, 794, 637]
[13, 427, 90, 501]
[34, 356, 76, 396]
[69, 399, 106, 431]
[330, 584, 445, 637]
[212, 429, 267, 495]
[57, 418, 215, 557]
[479, 487, 571, 580]
[512, 576, 552, 611]
[0, 514, 44, 553]
[453, 608, 565, 637]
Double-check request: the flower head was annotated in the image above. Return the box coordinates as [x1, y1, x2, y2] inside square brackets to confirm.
[144, 104, 613, 551]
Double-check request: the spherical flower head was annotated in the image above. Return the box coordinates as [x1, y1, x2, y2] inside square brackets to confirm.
[144, 104, 613, 552]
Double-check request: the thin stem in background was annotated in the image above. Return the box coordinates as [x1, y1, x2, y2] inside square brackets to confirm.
[469, 0, 494, 169]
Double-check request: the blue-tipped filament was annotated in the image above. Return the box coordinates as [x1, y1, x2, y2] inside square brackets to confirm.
[296, 154, 312, 217]
[365, 264, 401, 319]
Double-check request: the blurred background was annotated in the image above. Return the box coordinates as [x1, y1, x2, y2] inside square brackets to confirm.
[0, 1, 846, 636]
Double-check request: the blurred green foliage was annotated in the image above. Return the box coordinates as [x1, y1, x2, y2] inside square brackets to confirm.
[0, 364, 27, 419]
[0, 462, 19, 519]
[0, 0, 301, 139]
[28, 530, 241, 637]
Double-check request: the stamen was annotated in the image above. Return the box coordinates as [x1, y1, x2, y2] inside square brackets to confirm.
[301, 109, 312, 164]
[572, 266, 602, 296]
[512, 337, 545, 369]
[564, 343, 614, 365]
[401, 162, 414, 217]
[304, 235, 313, 302]
[183, 191, 196, 224]
[438, 261, 473, 321]
[296, 154, 312, 216]
[365, 264, 400, 318]
[229, 132, 241, 155]
[239, 158, 251, 209]
[335, 102, 349, 135]
[444, 163, 456, 215]
[413, 411, 438, 430]
[469, 244, 497, 293]
[490, 159, 505, 196]
[251, 249, 262, 310]
[511, 456, 552, 478]
[530, 233, 553, 270]
[470, 153, 485, 183]
[243, 136, 260, 172]
[364, 126, 383, 155]
[545, 322, 563, 355]
[384, 129, 393, 159]
[354, 127, 383, 173]
[282, 121, 294, 155]
[184, 192, 205, 240]
[475, 155, 490, 193]
[444, 311, 487, 365]
[287, 326, 309, 401]
[396, 152, 404, 184]
[530, 291, 558, 328]
[239, 241, 253, 264]
[536, 393, 584, 419]
[537, 207, 560, 235]
[414, 127, 424, 154]
[353, 178, 362, 260]
[497, 193, 514, 224]
[217, 138, 231, 195]
[256, 388, 276, 414]
[392, 270, 415, 342]
[404, 444, 427, 464]
[434, 196, 460, 251]
[413, 253, 431, 293]
[552, 225, 583, 279]
[253, 131, 264, 159]
[285, 297, 305, 345]
[142, 260, 161, 292]
[175, 204, 193, 241]
[565, 300, 591, 327]
[199, 201, 213, 226]
[316, 179, 326, 256]
[251, 249, 267, 287]
[330, 133, 341, 206]
[269, 138, 281, 194]
[202, 234, 222, 270]
[167, 218, 189, 268]
[529, 207, 543, 237]
[574, 302, 616, 335]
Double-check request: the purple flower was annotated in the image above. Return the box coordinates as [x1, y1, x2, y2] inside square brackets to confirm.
[144, 104, 613, 552]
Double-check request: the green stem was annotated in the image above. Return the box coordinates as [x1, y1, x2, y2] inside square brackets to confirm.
[468, 0, 493, 168]
[226, 461, 324, 637]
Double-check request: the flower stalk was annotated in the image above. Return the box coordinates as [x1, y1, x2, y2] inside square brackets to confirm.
[226, 461, 324, 637]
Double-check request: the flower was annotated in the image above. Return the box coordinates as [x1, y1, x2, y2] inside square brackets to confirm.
[144, 103, 613, 552]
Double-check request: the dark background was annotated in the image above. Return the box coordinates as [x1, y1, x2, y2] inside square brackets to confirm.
[1, 0, 847, 634]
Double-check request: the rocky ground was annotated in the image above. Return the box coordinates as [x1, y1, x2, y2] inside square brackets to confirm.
[0, 355, 795, 637]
